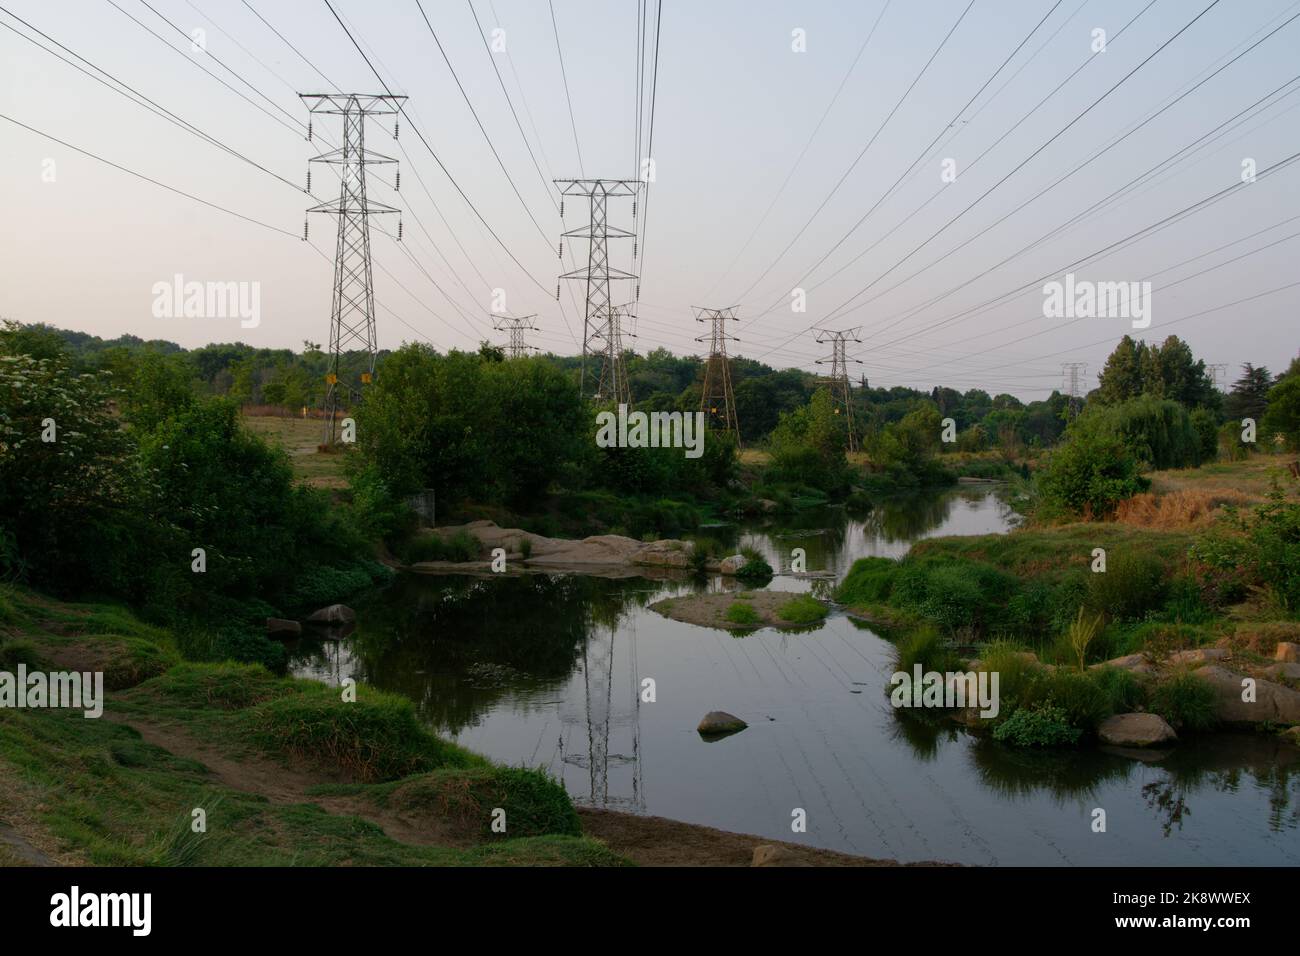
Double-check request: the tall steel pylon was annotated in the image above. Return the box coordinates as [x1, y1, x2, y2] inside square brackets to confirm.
[302, 93, 404, 444]
[694, 306, 741, 444]
[492, 314, 539, 359]
[556, 178, 641, 404]
[815, 327, 863, 452]
[1062, 361, 1088, 418]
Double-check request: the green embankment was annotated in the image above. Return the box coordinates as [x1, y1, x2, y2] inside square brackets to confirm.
[0, 585, 626, 867]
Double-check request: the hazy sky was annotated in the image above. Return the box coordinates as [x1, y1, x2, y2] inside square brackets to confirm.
[2, 0, 1297, 400]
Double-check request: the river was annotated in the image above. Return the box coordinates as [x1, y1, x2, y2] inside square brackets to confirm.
[289, 486, 1300, 865]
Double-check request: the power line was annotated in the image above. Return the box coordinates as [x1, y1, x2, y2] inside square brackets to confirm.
[548, 0, 584, 178]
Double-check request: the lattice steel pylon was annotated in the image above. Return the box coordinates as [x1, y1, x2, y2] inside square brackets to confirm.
[302, 93, 404, 444]
[556, 179, 641, 404]
[491, 313, 539, 359]
[694, 306, 741, 444]
[1062, 361, 1088, 418]
[815, 327, 863, 452]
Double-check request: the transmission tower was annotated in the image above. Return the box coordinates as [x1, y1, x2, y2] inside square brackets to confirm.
[556, 179, 641, 404]
[491, 314, 539, 359]
[694, 306, 741, 444]
[1207, 363, 1229, 391]
[302, 93, 404, 445]
[815, 327, 864, 452]
[1062, 362, 1088, 418]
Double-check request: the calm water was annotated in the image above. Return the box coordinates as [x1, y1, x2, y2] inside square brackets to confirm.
[290, 487, 1300, 865]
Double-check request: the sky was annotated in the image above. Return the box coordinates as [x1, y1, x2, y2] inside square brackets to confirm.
[1, 0, 1297, 401]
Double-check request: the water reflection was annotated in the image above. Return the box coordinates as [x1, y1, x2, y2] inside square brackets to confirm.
[287, 487, 1298, 864]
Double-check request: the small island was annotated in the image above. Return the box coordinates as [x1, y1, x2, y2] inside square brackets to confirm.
[651, 590, 828, 631]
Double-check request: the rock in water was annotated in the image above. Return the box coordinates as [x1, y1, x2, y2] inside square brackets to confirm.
[306, 604, 356, 624]
[698, 711, 748, 737]
[1192, 665, 1300, 725]
[718, 554, 747, 575]
[265, 617, 302, 639]
[1098, 713, 1177, 747]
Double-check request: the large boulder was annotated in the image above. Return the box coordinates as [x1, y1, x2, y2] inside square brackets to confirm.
[1277, 642, 1300, 663]
[1191, 665, 1300, 725]
[265, 617, 301, 639]
[698, 711, 748, 737]
[718, 554, 747, 575]
[306, 604, 356, 625]
[1090, 653, 1156, 676]
[1263, 662, 1300, 682]
[632, 540, 693, 569]
[1167, 648, 1229, 666]
[1098, 713, 1177, 747]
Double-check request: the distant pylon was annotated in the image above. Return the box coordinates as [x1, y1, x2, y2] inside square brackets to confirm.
[556, 178, 641, 403]
[1062, 361, 1088, 418]
[815, 327, 863, 452]
[302, 92, 404, 445]
[492, 313, 539, 359]
[694, 306, 741, 445]
[1207, 363, 1229, 390]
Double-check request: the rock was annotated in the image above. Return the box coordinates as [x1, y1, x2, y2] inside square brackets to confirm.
[1284, 726, 1300, 746]
[697, 711, 748, 737]
[1191, 665, 1300, 725]
[1098, 713, 1178, 747]
[265, 617, 301, 638]
[1167, 648, 1228, 666]
[1091, 653, 1156, 676]
[306, 604, 356, 624]
[718, 554, 748, 575]
[1263, 662, 1300, 682]
[751, 845, 809, 867]
[1277, 642, 1300, 663]
[631, 539, 693, 569]
[758, 499, 780, 513]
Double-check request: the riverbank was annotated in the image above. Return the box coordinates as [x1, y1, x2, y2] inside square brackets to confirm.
[832, 459, 1300, 747]
[0, 584, 924, 867]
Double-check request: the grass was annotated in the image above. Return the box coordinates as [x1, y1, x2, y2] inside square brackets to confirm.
[724, 601, 762, 626]
[777, 594, 828, 625]
[0, 585, 631, 867]
[242, 414, 348, 489]
[1150, 670, 1220, 732]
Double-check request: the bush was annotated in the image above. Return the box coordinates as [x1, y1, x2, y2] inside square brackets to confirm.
[1085, 551, 1168, 620]
[776, 594, 827, 625]
[993, 702, 1082, 747]
[1193, 490, 1300, 613]
[895, 625, 961, 676]
[834, 557, 899, 606]
[1150, 671, 1218, 732]
[247, 687, 478, 782]
[1030, 669, 1114, 730]
[735, 556, 774, 585]
[889, 556, 1020, 636]
[1037, 416, 1149, 519]
[725, 601, 762, 626]
[388, 766, 580, 839]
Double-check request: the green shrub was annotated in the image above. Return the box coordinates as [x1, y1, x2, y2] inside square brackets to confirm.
[209, 629, 288, 675]
[992, 702, 1082, 747]
[1151, 671, 1219, 732]
[725, 601, 762, 627]
[736, 556, 774, 585]
[777, 594, 827, 625]
[388, 766, 580, 839]
[1193, 490, 1300, 613]
[834, 557, 899, 606]
[1085, 551, 1168, 620]
[895, 625, 961, 676]
[1031, 669, 1113, 730]
[1088, 665, 1147, 714]
[247, 688, 478, 782]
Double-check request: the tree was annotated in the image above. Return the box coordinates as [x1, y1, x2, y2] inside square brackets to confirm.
[1224, 363, 1272, 422]
[1262, 375, 1300, 450]
[1096, 335, 1146, 404]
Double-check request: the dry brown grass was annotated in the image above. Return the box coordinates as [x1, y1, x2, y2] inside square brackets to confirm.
[1113, 488, 1253, 528]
